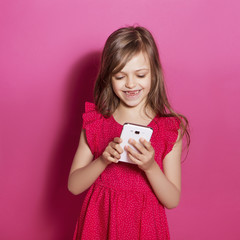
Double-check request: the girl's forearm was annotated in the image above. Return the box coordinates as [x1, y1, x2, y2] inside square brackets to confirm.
[144, 161, 181, 209]
[68, 156, 107, 195]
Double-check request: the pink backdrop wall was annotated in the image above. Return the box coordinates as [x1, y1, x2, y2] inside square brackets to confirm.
[1, 0, 239, 239]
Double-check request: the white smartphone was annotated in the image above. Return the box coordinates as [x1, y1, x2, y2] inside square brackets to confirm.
[119, 123, 153, 164]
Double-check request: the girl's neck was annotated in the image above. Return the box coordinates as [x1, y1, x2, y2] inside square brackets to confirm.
[113, 102, 155, 126]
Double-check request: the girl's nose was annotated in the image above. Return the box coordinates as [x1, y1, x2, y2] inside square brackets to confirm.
[125, 76, 136, 88]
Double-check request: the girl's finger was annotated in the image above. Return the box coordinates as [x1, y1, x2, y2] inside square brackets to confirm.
[110, 157, 119, 163]
[107, 145, 120, 158]
[125, 145, 142, 161]
[103, 152, 118, 163]
[139, 138, 153, 151]
[111, 150, 121, 159]
[115, 143, 123, 154]
[128, 152, 142, 165]
[113, 137, 122, 143]
[128, 138, 147, 154]
[109, 142, 123, 154]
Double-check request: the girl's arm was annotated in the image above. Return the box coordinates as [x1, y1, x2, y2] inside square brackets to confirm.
[68, 129, 106, 195]
[125, 130, 182, 209]
[144, 131, 182, 209]
[68, 129, 122, 195]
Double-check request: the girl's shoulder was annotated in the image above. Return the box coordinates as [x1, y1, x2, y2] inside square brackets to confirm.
[81, 102, 104, 155]
[163, 116, 181, 131]
[152, 116, 181, 146]
[82, 102, 103, 128]
[153, 115, 181, 132]
[154, 116, 181, 158]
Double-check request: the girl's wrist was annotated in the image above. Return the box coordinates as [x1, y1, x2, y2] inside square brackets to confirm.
[99, 155, 111, 167]
[144, 160, 158, 174]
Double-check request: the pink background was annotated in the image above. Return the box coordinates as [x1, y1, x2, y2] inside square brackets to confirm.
[1, 0, 240, 239]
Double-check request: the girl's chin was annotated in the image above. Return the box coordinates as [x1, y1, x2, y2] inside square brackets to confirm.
[120, 98, 145, 108]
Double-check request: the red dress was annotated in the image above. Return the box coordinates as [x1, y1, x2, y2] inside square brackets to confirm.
[73, 102, 180, 240]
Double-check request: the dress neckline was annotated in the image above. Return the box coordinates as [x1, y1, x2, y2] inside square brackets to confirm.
[110, 114, 158, 128]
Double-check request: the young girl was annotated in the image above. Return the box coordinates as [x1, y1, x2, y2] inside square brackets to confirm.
[68, 25, 190, 240]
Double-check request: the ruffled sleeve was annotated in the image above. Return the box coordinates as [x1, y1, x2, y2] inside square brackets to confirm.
[162, 117, 181, 159]
[82, 102, 103, 156]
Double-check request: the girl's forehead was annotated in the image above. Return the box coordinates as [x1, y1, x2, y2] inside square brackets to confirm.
[118, 52, 150, 72]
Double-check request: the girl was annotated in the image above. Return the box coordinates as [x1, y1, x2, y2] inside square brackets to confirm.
[68, 25, 190, 240]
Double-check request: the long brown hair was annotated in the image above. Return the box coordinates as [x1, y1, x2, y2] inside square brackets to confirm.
[94, 25, 190, 153]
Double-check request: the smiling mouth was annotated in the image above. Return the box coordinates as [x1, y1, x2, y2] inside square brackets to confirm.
[123, 90, 141, 96]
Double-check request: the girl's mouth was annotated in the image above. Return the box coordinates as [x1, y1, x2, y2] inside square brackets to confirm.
[124, 90, 141, 96]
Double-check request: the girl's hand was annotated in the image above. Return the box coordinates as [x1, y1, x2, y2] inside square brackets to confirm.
[101, 137, 123, 165]
[125, 138, 155, 172]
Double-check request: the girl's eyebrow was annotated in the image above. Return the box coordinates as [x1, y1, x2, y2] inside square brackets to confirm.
[136, 68, 149, 72]
[119, 68, 149, 73]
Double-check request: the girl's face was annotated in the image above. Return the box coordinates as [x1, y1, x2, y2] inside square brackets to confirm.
[111, 51, 151, 109]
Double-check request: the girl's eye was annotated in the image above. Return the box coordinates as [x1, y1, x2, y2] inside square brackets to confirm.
[115, 76, 124, 80]
[137, 75, 145, 78]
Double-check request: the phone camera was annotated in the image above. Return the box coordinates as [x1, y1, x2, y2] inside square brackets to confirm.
[135, 131, 140, 134]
